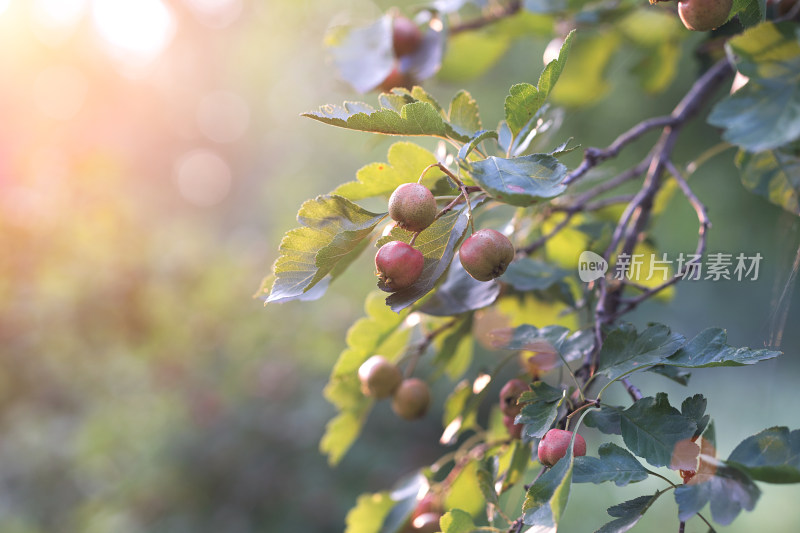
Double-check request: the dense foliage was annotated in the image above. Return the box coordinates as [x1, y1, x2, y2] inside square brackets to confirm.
[260, 1, 800, 531]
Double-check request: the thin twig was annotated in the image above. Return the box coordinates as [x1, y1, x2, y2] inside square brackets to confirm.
[620, 377, 643, 402]
[450, 0, 522, 34]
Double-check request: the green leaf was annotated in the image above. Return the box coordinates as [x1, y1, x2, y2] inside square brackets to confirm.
[379, 197, 486, 312]
[728, 0, 766, 29]
[727, 426, 800, 483]
[448, 90, 482, 138]
[517, 381, 565, 439]
[327, 16, 394, 93]
[503, 439, 533, 491]
[303, 100, 472, 142]
[438, 509, 475, 533]
[618, 393, 697, 468]
[504, 325, 593, 364]
[681, 394, 710, 440]
[321, 410, 370, 468]
[647, 364, 692, 386]
[267, 195, 387, 303]
[344, 491, 396, 533]
[595, 493, 659, 533]
[708, 22, 800, 152]
[466, 154, 568, 206]
[573, 443, 649, 487]
[418, 255, 501, 316]
[585, 405, 622, 436]
[504, 30, 574, 137]
[522, 433, 575, 526]
[662, 328, 781, 368]
[334, 142, 444, 201]
[736, 148, 800, 216]
[503, 258, 569, 291]
[596, 323, 686, 381]
[477, 457, 500, 506]
[674, 458, 760, 526]
[457, 129, 500, 161]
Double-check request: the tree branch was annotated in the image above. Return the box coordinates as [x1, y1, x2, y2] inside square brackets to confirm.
[450, 1, 522, 34]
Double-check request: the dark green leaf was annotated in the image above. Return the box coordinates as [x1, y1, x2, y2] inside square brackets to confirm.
[267, 195, 387, 303]
[574, 443, 649, 487]
[618, 393, 697, 467]
[647, 364, 691, 386]
[419, 259, 501, 316]
[522, 436, 575, 527]
[596, 323, 685, 381]
[736, 148, 800, 216]
[585, 405, 622, 436]
[504, 30, 574, 137]
[465, 153, 568, 206]
[727, 426, 800, 483]
[681, 394, 710, 440]
[517, 382, 565, 439]
[595, 493, 659, 533]
[327, 16, 394, 93]
[379, 198, 486, 312]
[674, 459, 760, 526]
[504, 325, 592, 363]
[663, 328, 781, 368]
[503, 257, 570, 291]
[708, 22, 800, 152]
[728, 0, 767, 30]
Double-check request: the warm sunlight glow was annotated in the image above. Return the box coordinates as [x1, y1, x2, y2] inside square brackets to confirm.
[34, 64, 89, 120]
[31, 0, 86, 46]
[196, 91, 250, 144]
[0, 0, 10, 17]
[184, 0, 242, 28]
[175, 149, 232, 207]
[91, 0, 174, 66]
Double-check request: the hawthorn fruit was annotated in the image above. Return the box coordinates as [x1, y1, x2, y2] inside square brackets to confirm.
[392, 15, 422, 57]
[537, 428, 586, 466]
[388, 183, 437, 233]
[358, 355, 402, 399]
[459, 228, 515, 282]
[379, 64, 413, 92]
[391, 378, 431, 420]
[499, 378, 528, 417]
[375, 240, 424, 291]
[677, 0, 733, 31]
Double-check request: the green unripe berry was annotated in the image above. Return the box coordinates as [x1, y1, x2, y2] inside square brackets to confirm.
[391, 378, 431, 420]
[459, 229, 515, 282]
[358, 355, 402, 399]
[388, 183, 437, 233]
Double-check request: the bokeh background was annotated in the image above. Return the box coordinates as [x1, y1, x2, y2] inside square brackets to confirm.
[1, 0, 798, 532]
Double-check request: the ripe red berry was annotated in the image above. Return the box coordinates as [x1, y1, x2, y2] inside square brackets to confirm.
[391, 378, 431, 420]
[677, 0, 732, 31]
[379, 64, 413, 92]
[538, 428, 587, 466]
[375, 240, 424, 291]
[358, 355, 403, 399]
[389, 183, 437, 233]
[503, 414, 524, 440]
[499, 378, 529, 417]
[392, 15, 422, 57]
[459, 229, 515, 282]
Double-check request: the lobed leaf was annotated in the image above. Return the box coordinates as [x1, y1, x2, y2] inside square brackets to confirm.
[465, 154, 568, 206]
[727, 426, 800, 483]
[438, 509, 475, 533]
[267, 195, 387, 304]
[736, 148, 800, 216]
[618, 393, 697, 468]
[418, 259, 501, 316]
[344, 491, 395, 533]
[674, 458, 760, 526]
[502, 258, 570, 292]
[573, 443, 649, 487]
[595, 493, 659, 533]
[596, 323, 685, 381]
[662, 328, 781, 368]
[522, 433, 575, 527]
